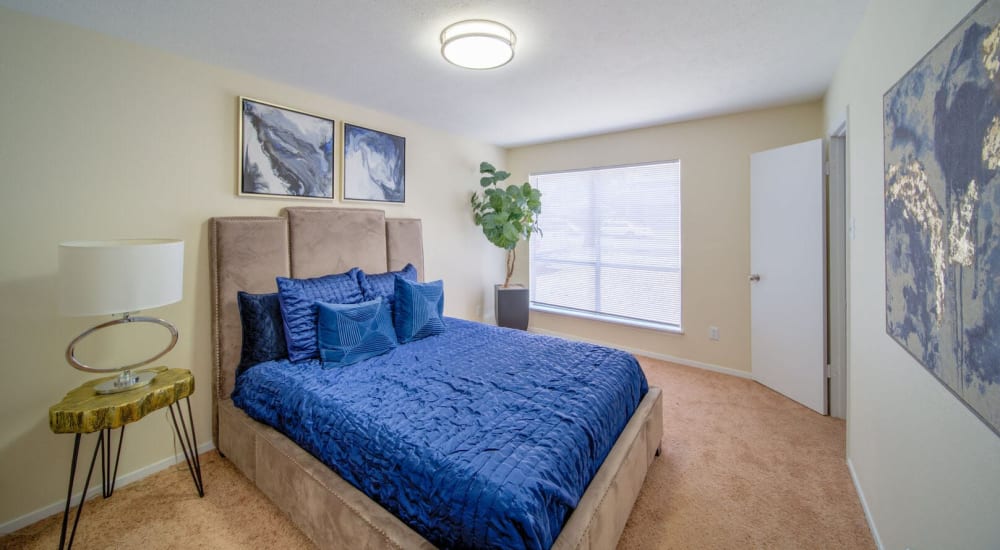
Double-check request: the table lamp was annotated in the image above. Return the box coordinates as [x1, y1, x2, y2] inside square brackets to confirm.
[58, 239, 184, 394]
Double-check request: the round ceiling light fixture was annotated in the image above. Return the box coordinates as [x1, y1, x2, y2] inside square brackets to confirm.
[440, 19, 516, 70]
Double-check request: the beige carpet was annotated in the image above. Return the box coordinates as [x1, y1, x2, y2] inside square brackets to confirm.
[1, 359, 874, 549]
[619, 358, 874, 549]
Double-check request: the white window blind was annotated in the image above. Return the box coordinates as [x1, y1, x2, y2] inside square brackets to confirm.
[529, 160, 681, 329]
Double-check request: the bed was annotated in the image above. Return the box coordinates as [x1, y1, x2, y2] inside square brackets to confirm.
[210, 206, 664, 549]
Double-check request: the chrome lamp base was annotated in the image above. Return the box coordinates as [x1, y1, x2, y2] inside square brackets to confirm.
[65, 313, 178, 395]
[95, 370, 157, 395]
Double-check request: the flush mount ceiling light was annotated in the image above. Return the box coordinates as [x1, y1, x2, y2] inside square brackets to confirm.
[440, 19, 516, 70]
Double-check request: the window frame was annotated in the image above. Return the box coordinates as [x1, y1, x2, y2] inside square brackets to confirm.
[527, 159, 683, 333]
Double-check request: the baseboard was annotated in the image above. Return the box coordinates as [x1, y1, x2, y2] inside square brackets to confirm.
[0, 441, 215, 535]
[527, 326, 753, 379]
[847, 457, 884, 550]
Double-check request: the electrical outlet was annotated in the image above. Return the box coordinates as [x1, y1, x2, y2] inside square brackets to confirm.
[709, 326, 720, 341]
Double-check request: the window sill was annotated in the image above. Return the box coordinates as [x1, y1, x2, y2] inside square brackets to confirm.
[530, 304, 684, 334]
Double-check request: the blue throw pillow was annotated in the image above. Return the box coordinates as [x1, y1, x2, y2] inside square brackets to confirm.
[317, 299, 397, 367]
[236, 291, 287, 374]
[356, 263, 418, 308]
[393, 277, 446, 343]
[277, 268, 364, 362]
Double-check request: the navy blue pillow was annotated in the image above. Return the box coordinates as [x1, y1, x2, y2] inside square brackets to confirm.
[357, 263, 418, 308]
[236, 291, 288, 374]
[277, 268, 364, 362]
[317, 298, 397, 367]
[393, 276, 446, 343]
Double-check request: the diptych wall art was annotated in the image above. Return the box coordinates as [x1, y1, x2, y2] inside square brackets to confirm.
[343, 123, 406, 203]
[239, 97, 335, 199]
[883, 0, 1000, 436]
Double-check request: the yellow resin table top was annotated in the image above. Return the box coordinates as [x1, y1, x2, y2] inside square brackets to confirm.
[49, 367, 195, 434]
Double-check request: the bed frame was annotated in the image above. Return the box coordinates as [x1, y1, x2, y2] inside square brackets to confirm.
[209, 206, 663, 549]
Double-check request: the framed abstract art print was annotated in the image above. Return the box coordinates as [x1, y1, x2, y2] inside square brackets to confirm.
[239, 97, 335, 199]
[883, 0, 1000, 436]
[342, 123, 405, 203]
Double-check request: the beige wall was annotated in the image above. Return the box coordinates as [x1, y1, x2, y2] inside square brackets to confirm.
[508, 103, 822, 373]
[0, 8, 504, 525]
[825, 0, 1000, 548]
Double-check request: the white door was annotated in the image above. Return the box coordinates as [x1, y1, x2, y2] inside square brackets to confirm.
[750, 139, 826, 414]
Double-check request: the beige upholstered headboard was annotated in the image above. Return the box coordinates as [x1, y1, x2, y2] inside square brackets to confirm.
[209, 207, 424, 441]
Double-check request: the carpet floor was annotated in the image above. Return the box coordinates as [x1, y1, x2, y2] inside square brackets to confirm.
[1, 358, 874, 549]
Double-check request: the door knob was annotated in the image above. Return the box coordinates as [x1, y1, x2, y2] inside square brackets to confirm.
[749, 274, 761, 282]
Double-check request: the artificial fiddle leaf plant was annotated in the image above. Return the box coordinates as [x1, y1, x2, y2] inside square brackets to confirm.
[471, 161, 543, 287]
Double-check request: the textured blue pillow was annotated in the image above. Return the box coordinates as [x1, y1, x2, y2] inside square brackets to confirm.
[277, 268, 364, 362]
[393, 277, 446, 343]
[236, 291, 287, 374]
[356, 263, 418, 308]
[317, 298, 398, 367]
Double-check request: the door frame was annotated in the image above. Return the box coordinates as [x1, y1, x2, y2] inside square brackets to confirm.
[828, 112, 849, 420]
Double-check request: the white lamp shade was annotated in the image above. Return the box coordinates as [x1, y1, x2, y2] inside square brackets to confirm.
[440, 20, 516, 70]
[59, 239, 184, 317]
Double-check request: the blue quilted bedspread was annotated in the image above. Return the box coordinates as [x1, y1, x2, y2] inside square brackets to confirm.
[232, 318, 648, 549]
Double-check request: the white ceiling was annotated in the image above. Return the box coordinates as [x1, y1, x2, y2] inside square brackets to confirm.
[0, 0, 869, 147]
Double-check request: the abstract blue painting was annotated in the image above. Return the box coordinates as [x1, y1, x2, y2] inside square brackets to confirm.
[343, 123, 405, 203]
[240, 97, 334, 199]
[884, 0, 1000, 437]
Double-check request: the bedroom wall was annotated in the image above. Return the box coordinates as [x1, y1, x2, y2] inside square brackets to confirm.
[824, 0, 1000, 548]
[507, 103, 822, 373]
[0, 8, 505, 527]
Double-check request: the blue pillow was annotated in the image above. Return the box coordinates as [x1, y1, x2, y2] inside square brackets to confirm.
[393, 277, 445, 343]
[357, 263, 418, 308]
[236, 291, 287, 374]
[317, 299, 397, 367]
[277, 268, 364, 362]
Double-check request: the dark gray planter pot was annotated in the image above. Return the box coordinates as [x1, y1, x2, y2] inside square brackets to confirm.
[495, 284, 529, 330]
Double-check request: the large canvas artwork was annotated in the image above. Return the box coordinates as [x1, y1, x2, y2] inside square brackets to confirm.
[884, 0, 1000, 437]
[239, 97, 335, 199]
[343, 123, 405, 203]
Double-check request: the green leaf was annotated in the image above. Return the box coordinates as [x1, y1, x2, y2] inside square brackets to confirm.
[494, 171, 511, 181]
[506, 184, 522, 197]
[503, 223, 519, 242]
[480, 176, 494, 187]
[480, 161, 496, 174]
[522, 182, 531, 195]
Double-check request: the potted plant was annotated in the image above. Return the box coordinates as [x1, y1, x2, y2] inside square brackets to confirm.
[471, 161, 542, 330]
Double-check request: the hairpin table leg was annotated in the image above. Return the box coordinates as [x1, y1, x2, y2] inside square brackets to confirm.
[57, 434, 81, 550]
[168, 397, 204, 497]
[59, 431, 105, 550]
[100, 426, 125, 498]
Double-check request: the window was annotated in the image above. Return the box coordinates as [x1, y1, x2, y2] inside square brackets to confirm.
[529, 160, 681, 330]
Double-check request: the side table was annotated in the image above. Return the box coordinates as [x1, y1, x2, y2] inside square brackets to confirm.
[49, 366, 204, 549]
